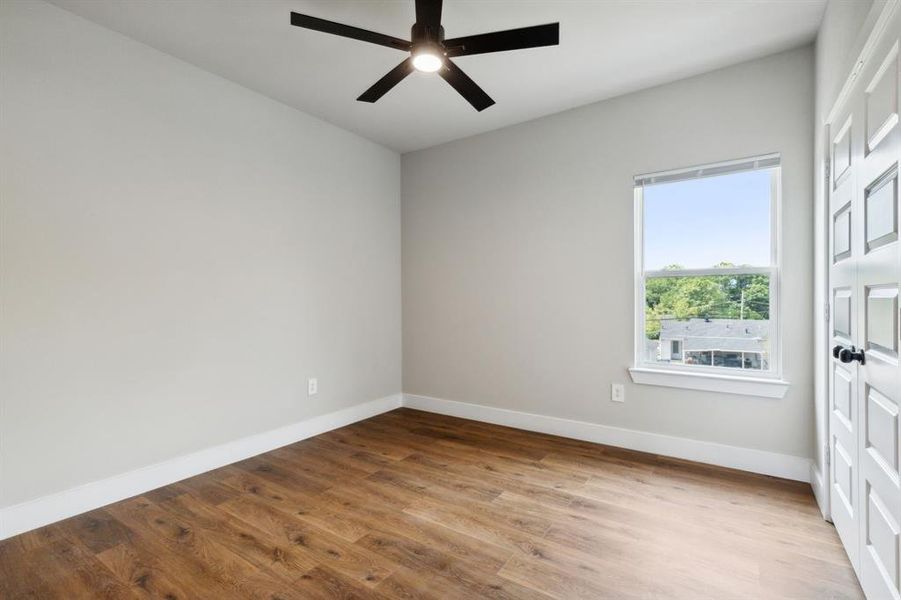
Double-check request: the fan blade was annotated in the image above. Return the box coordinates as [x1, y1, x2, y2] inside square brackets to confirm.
[415, 0, 443, 31]
[439, 60, 495, 111]
[357, 58, 415, 103]
[445, 23, 559, 57]
[290, 12, 411, 51]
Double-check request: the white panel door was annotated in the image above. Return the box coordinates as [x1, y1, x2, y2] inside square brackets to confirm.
[857, 24, 901, 599]
[830, 103, 862, 571]
[830, 9, 901, 599]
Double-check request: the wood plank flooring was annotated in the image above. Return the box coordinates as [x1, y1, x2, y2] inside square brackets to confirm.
[1, 408, 862, 599]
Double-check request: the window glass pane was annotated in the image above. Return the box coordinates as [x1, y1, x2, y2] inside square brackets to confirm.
[643, 169, 772, 270]
[643, 274, 770, 371]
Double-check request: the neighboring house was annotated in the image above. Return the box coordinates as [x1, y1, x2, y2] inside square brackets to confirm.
[658, 318, 769, 370]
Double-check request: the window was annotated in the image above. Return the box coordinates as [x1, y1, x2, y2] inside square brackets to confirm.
[631, 155, 786, 396]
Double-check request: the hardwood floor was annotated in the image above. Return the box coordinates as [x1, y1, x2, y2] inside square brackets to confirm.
[1, 408, 862, 599]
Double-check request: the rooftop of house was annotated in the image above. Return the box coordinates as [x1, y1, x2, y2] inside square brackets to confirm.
[660, 318, 769, 353]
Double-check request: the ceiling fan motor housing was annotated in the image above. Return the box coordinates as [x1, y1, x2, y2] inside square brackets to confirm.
[411, 23, 444, 48]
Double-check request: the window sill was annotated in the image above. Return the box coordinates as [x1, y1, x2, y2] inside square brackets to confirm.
[628, 367, 789, 399]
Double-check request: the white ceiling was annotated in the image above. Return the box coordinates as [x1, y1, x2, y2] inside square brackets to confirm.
[49, 0, 827, 153]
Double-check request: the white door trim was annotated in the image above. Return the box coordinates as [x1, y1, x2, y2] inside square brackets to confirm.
[825, 1, 901, 127]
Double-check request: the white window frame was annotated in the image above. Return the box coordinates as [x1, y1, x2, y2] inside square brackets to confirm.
[628, 154, 790, 398]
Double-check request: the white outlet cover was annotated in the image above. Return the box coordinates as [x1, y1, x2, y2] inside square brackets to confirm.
[611, 383, 625, 403]
[308, 378, 318, 396]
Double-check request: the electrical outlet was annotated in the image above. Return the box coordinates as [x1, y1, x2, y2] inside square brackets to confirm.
[611, 383, 625, 403]
[308, 378, 318, 396]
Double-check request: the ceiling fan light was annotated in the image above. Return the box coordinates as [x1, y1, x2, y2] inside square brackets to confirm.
[412, 52, 443, 73]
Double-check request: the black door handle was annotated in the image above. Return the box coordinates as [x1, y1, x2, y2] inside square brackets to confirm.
[835, 345, 866, 365]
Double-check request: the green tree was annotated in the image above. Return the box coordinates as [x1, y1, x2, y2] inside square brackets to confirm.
[645, 262, 769, 339]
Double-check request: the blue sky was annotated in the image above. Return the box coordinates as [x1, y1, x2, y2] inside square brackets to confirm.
[643, 170, 771, 270]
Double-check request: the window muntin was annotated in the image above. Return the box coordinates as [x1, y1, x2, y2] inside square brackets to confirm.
[635, 156, 780, 377]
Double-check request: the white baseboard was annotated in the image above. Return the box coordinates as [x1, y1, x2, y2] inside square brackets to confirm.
[0, 393, 402, 540]
[1, 391, 814, 540]
[402, 394, 812, 482]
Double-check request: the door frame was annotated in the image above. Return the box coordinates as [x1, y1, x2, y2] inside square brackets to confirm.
[818, 117, 832, 521]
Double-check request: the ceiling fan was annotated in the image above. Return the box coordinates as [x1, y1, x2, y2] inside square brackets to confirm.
[289, 0, 559, 111]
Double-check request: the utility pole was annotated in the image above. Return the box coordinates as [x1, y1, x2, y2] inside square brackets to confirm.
[740, 289, 745, 320]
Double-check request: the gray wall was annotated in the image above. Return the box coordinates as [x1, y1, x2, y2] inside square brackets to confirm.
[0, 0, 401, 507]
[403, 46, 815, 459]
